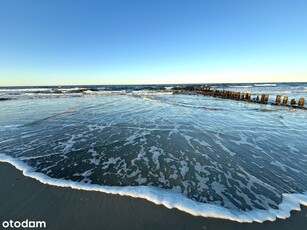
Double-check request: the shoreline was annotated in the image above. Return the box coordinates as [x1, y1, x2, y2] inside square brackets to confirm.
[1, 162, 307, 230]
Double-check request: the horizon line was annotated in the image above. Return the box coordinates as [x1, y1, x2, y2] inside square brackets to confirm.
[1, 80, 306, 88]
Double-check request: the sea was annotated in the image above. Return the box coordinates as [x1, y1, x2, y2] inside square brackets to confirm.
[0, 82, 307, 223]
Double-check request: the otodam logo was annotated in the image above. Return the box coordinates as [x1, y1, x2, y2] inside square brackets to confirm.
[2, 220, 46, 229]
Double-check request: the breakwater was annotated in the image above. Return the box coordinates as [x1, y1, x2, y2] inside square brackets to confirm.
[173, 86, 306, 110]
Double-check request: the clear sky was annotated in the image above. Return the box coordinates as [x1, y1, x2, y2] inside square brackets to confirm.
[0, 0, 306, 86]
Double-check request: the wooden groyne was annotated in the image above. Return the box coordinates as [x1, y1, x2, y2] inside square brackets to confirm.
[173, 86, 307, 110]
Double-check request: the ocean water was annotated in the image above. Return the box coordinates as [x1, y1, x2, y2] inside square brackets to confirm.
[0, 82, 307, 222]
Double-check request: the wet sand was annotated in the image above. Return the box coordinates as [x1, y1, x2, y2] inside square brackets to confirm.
[0, 162, 306, 230]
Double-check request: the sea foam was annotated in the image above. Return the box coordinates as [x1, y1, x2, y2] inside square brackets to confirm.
[1, 153, 306, 223]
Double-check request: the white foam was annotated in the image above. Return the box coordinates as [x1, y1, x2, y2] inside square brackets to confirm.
[179, 160, 189, 177]
[135, 174, 147, 184]
[254, 84, 277, 87]
[149, 146, 164, 170]
[229, 85, 253, 88]
[1, 153, 307, 223]
[82, 170, 93, 177]
[213, 133, 236, 157]
[270, 160, 302, 174]
[0, 125, 22, 131]
[0, 88, 50, 92]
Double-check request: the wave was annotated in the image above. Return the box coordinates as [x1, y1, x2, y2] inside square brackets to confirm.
[228, 85, 253, 88]
[0, 125, 22, 131]
[0, 153, 306, 223]
[0, 88, 50, 92]
[254, 108, 306, 113]
[254, 84, 277, 87]
[132, 95, 223, 110]
[0, 87, 99, 96]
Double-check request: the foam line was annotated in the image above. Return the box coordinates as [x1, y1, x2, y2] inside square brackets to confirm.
[23, 107, 75, 126]
[0, 153, 306, 223]
[254, 84, 277, 87]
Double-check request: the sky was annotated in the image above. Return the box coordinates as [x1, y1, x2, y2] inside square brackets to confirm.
[0, 0, 306, 86]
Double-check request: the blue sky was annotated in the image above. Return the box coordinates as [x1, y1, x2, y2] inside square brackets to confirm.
[0, 0, 306, 86]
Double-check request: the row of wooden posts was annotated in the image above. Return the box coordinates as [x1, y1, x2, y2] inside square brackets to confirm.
[173, 87, 306, 109]
[200, 89, 305, 108]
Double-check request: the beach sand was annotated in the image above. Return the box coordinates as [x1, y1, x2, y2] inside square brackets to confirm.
[0, 162, 306, 230]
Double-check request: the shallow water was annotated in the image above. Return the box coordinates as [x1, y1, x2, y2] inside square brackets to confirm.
[0, 83, 307, 222]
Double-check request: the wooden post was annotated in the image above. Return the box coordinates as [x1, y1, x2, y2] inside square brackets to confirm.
[290, 98, 296, 106]
[225, 91, 228, 98]
[246, 93, 251, 101]
[256, 95, 259, 102]
[275, 95, 281, 104]
[261, 94, 265, 103]
[298, 98, 305, 107]
[241, 92, 245, 100]
[264, 94, 269, 104]
[236, 92, 240, 100]
[282, 96, 288, 105]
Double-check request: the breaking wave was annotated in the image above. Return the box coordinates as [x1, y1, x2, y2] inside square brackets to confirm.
[0, 153, 306, 223]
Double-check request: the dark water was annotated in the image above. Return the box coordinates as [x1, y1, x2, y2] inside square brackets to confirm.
[0, 82, 306, 222]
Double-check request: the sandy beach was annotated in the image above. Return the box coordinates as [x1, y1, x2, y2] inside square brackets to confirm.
[0, 162, 306, 230]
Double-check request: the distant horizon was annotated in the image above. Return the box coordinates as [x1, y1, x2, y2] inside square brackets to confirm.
[0, 80, 306, 88]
